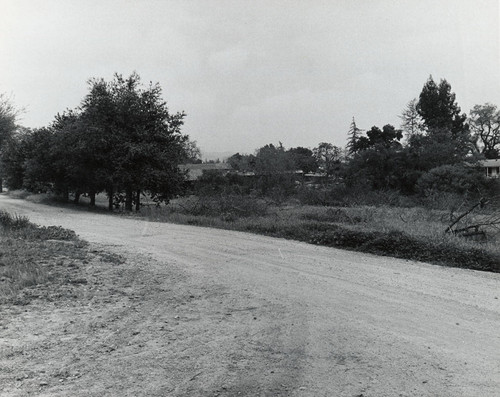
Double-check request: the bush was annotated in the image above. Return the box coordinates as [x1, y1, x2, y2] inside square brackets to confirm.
[194, 171, 254, 197]
[247, 221, 500, 272]
[300, 207, 374, 224]
[0, 210, 30, 229]
[0, 210, 77, 240]
[174, 195, 269, 220]
[296, 184, 414, 207]
[416, 164, 488, 197]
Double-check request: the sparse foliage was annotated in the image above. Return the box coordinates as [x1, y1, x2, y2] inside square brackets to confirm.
[399, 98, 423, 137]
[182, 139, 202, 164]
[0, 94, 19, 146]
[469, 103, 500, 159]
[0, 94, 22, 191]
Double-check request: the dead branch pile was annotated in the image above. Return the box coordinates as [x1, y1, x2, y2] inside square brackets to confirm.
[445, 196, 500, 240]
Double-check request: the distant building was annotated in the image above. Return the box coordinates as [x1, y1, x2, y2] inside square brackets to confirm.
[180, 163, 233, 181]
[479, 159, 500, 178]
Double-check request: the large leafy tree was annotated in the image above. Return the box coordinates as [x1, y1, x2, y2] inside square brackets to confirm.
[226, 143, 298, 199]
[345, 125, 405, 190]
[22, 128, 59, 193]
[409, 76, 473, 182]
[1, 127, 33, 190]
[3, 73, 189, 210]
[287, 146, 317, 173]
[416, 76, 468, 135]
[227, 152, 256, 172]
[253, 143, 294, 174]
[81, 73, 188, 210]
[313, 142, 343, 176]
[468, 103, 500, 159]
[349, 124, 403, 153]
[50, 110, 108, 204]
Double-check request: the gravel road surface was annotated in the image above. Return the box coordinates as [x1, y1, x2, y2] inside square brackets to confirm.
[1, 194, 499, 396]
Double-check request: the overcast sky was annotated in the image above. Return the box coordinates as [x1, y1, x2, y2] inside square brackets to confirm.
[1, 0, 500, 156]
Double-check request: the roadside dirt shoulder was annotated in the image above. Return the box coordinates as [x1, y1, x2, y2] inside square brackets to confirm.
[1, 242, 306, 397]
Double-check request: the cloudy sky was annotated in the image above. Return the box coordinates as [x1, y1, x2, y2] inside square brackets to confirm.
[1, 0, 499, 156]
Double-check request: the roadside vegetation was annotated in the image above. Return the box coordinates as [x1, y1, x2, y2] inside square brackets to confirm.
[131, 191, 499, 273]
[0, 210, 87, 304]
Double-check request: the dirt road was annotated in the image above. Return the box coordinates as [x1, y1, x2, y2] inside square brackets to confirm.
[1, 195, 499, 396]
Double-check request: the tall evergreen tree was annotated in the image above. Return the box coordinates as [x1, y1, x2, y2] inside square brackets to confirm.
[413, 76, 471, 165]
[416, 76, 468, 136]
[346, 117, 363, 155]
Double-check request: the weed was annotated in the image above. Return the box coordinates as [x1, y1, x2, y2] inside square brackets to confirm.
[0, 210, 30, 229]
[0, 211, 85, 303]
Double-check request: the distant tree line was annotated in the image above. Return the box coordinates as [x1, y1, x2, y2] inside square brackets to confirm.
[1, 74, 498, 208]
[344, 76, 489, 196]
[213, 76, 497, 200]
[0, 73, 197, 210]
[227, 141, 343, 176]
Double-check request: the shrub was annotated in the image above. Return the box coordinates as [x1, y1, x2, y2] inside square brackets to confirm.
[296, 184, 414, 208]
[174, 194, 269, 219]
[416, 164, 488, 197]
[0, 210, 77, 240]
[0, 210, 30, 229]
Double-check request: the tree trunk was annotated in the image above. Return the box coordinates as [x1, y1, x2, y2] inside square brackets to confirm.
[125, 187, 133, 212]
[62, 188, 69, 202]
[74, 191, 81, 204]
[108, 187, 114, 211]
[0, 178, 3, 193]
[135, 190, 141, 212]
[89, 192, 96, 207]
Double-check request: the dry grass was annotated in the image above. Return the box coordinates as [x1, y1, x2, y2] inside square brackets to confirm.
[134, 197, 500, 272]
[0, 210, 87, 303]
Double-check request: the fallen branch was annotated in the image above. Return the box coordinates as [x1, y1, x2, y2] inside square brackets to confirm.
[445, 197, 488, 234]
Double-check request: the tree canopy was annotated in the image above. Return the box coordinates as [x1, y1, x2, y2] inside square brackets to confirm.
[416, 76, 468, 136]
[1, 73, 189, 210]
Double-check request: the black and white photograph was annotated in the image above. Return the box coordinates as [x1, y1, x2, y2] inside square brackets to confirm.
[1, 1, 499, 396]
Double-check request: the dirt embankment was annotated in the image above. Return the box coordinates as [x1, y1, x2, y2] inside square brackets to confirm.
[1, 195, 500, 396]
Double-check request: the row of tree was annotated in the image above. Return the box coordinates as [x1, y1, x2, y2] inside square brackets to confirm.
[222, 76, 496, 197]
[1, 73, 196, 210]
[227, 141, 343, 176]
[0, 74, 498, 208]
[343, 76, 491, 195]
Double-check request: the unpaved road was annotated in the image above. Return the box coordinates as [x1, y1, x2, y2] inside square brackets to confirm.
[1, 195, 500, 397]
